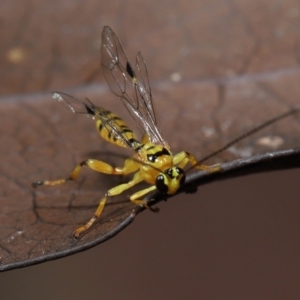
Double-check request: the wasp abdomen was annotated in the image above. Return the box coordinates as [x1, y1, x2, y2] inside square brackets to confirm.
[95, 110, 140, 148]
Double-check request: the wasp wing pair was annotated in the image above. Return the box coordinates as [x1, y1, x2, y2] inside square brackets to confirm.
[53, 26, 167, 151]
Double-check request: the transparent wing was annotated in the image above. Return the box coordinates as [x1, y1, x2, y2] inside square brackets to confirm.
[52, 92, 139, 151]
[53, 92, 96, 115]
[100, 26, 168, 148]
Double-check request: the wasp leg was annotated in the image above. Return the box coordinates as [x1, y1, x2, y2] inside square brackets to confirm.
[73, 196, 108, 239]
[32, 158, 140, 188]
[173, 151, 221, 172]
[105, 172, 158, 212]
[130, 185, 158, 209]
[73, 170, 154, 238]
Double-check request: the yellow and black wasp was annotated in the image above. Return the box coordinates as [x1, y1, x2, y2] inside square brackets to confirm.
[32, 26, 220, 238]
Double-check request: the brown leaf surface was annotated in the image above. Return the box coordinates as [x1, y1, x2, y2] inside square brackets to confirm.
[1, 0, 300, 272]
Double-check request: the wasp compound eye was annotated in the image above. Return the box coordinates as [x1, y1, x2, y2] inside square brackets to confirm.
[155, 174, 168, 194]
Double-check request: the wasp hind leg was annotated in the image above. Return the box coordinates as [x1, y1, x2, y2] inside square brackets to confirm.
[32, 157, 140, 188]
[73, 171, 157, 238]
[173, 151, 221, 172]
[31, 158, 143, 238]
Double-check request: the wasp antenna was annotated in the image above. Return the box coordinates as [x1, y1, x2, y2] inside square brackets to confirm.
[191, 106, 300, 169]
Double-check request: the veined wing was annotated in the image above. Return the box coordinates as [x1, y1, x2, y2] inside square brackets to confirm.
[52, 92, 140, 150]
[100, 26, 168, 148]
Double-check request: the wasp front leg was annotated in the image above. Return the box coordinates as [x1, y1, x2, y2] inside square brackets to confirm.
[32, 157, 140, 188]
[173, 151, 221, 172]
[73, 171, 157, 238]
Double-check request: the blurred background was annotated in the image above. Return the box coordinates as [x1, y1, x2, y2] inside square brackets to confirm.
[1, 0, 300, 299]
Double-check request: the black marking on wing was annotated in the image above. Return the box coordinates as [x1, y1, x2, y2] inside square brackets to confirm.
[100, 26, 169, 148]
[52, 92, 142, 153]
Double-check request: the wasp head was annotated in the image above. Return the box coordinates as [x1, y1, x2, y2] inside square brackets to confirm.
[155, 167, 185, 194]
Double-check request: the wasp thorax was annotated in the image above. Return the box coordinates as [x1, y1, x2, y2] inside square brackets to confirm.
[155, 167, 186, 194]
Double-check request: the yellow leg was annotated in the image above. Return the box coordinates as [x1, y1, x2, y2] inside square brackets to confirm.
[130, 185, 158, 209]
[73, 171, 151, 238]
[73, 196, 107, 238]
[173, 151, 221, 172]
[32, 157, 140, 188]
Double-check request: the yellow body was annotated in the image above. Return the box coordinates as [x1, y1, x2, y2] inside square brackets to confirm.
[32, 26, 220, 238]
[33, 105, 218, 238]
